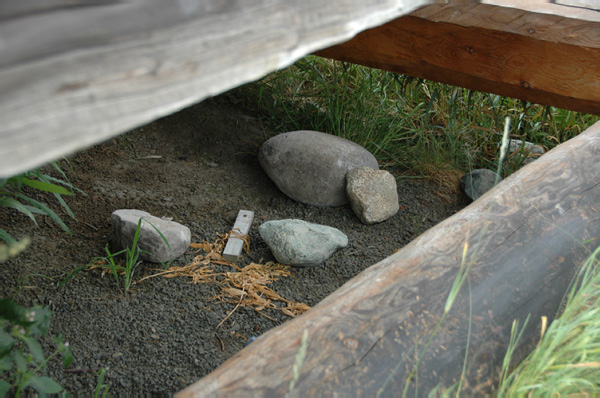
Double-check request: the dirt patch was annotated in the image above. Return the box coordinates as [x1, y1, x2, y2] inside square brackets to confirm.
[0, 88, 465, 394]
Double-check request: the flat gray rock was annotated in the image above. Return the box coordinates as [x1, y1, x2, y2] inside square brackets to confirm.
[346, 167, 399, 224]
[460, 169, 501, 202]
[111, 209, 191, 264]
[258, 219, 348, 267]
[258, 130, 378, 206]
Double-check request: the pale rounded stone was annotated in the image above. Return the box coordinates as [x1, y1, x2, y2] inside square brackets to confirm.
[346, 167, 399, 224]
[259, 130, 378, 206]
[111, 209, 191, 264]
[258, 219, 348, 267]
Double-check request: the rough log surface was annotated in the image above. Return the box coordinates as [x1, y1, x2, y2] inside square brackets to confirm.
[0, 0, 428, 177]
[177, 121, 600, 396]
[317, 3, 600, 115]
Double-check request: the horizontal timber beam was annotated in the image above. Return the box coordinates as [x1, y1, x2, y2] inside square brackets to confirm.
[316, 3, 600, 115]
[0, 0, 429, 178]
[177, 120, 600, 396]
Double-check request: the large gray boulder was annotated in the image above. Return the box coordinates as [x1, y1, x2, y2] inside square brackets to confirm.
[346, 167, 399, 224]
[258, 219, 348, 267]
[111, 209, 191, 264]
[258, 130, 378, 206]
[460, 169, 502, 202]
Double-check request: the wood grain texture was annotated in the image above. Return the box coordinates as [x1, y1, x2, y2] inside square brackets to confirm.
[177, 121, 600, 396]
[484, 0, 600, 20]
[317, 3, 600, 115]
[0, 0, 429, 177]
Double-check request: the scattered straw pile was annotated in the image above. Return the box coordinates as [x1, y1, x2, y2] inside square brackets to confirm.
[138, 231, 310, 321]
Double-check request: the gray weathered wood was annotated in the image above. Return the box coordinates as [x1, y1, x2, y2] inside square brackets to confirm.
[223, 210, 254, 263]
[176, 121, 600, 396]
[0, 0, 429, 177]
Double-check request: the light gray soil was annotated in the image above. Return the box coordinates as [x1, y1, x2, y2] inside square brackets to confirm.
[0, 87, 465, 395]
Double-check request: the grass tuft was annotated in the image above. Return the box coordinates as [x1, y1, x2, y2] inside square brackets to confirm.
[254, 56, 599, 181]
[498, 246, 600, 396]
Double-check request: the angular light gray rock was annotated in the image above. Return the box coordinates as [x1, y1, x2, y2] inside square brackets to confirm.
[506, 139, 545, 156]
[505, 139, 545, 166]
[259, 130, 378, 206]
[460, 169, 502, 202]
[346, 167, 399, 224]
[111, 209, 191, 264]
[258, 219, 348, 267]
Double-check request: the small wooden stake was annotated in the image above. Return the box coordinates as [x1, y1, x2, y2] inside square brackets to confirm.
[222, 210, 254, 262]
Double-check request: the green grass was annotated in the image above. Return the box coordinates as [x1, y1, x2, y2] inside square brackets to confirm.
[59, 219, 144, 293]
[59, 217, 172, 293]
[254, 56, 599, 179]
[497, 246, 600, 396]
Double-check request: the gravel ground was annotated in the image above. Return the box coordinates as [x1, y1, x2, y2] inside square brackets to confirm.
[0, 88, 465, 395]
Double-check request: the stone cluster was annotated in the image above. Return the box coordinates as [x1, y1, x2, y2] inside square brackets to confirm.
[259, 130, 399, 224]
[110, 131, 407, 268]
[258, 130, 378, 207]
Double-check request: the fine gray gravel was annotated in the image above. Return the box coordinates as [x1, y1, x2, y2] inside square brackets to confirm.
[0, 89, 464, 395]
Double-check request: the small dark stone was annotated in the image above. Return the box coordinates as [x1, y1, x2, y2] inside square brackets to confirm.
[460, 169, 501, 202]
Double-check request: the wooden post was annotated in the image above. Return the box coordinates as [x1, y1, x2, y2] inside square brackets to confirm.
[176, 121, 600, 396]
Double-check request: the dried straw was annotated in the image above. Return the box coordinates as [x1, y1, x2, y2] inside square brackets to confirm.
[140, 232, 311, 320]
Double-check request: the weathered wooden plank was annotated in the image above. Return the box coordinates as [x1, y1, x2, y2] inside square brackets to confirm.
[176, 121, 600, 396]
[223, 210, 254, 263]
[552, 0, 599, 11]
[485, 0, 600, 17]
[316, 3, 600, 115]
[0, 0, 429, 178]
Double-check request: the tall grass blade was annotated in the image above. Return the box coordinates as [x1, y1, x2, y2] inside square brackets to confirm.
[20, 178, 72, 196]
[11, 192, 71, 234]
[288, 329, 309, 395]
[0, 229, 16, 245]
[0, 197, 40, 226]
[495, 117, 511, 184]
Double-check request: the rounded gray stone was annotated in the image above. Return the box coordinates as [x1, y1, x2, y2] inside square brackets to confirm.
[258, 219, 348, 267]
[460, 169, 502, 202]
[346, 167, 399, 224]
[258, 130, 378, 206]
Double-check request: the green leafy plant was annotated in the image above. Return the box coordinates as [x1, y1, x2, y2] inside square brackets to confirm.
[1, 161, 83, 245]
[60, 218, 171, 293]
[0, 299, 73, 397]
[93, 368, 110, 398]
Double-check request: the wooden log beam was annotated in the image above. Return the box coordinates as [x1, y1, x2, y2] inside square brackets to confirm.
[177, 121, 600, 396]
[0, 0, 428, 178]
[316, 3, 600, 115]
